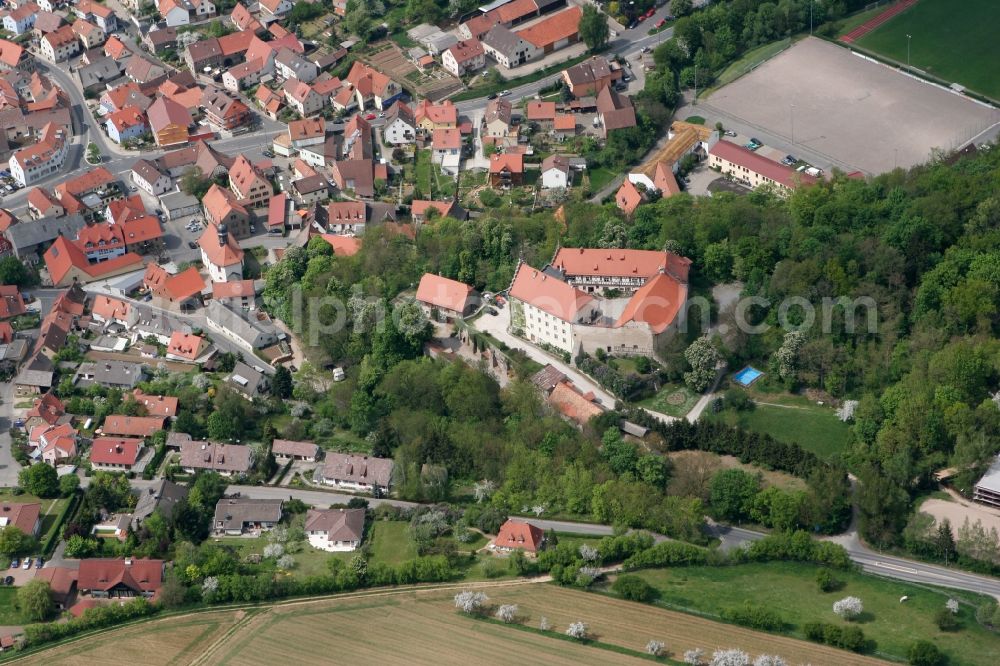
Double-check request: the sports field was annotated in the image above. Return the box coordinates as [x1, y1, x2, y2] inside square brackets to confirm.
[854, 0, 1000, 102]
[703, 37, 998, 174]
[14, 583, 891, 665]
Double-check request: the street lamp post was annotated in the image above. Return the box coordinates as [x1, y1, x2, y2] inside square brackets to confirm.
[790, 104, 795, 143]
[810, 1, 813, 35]
[906, 34, 912, 68]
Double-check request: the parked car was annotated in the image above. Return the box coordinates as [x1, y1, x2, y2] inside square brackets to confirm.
[9, 558, 18, 569]
[724, 130, 737, 137]
[2, 576, 11, 585]
[487, 307, 498, 316]
[364, 113, 376, 120]
[500, 89, 511, 96]
[22, 559, 30, 570]
[129, 185, 138, 192]
[487, 92, 498, 100]
[644, 9, 655, 18]
[750, 137, 761, 145]
[187, 241, 198, 249]
[655, 18, 666, 28]
[35, 558, 43, 569]
[262, 149, 274, 158]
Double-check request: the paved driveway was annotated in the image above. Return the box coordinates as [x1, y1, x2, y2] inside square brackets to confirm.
[0, 382, 22, 487]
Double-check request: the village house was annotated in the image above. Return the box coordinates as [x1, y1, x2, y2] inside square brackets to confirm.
[226, 360, 269, 399]
[481, 26, 539, 69]
[272, 439, 320, 462]
[131, 480, 188, 530]
[32, 422, 77, 465]
[305, 508, 365, 552]
[283, 79, 324, 116]
[410, 199, 466, 224]
[206, 301, 280, 352]
[0, 502, 41, 537]
[9, 122, 69, 187]
[483, 97, 516, 146]
[228, 155, 271, 208]
[344, 61, 402, 110]
[561, 56, 620, 98]
[441, 38, 485, 77]
[74, 360, 146, 390]
[415, 273, 476, 321]
[526, 100, 557, 130]
[431, 128, 462, 176]
[596, 86, 637, 138]
[490, 519, 545, 554]
[131, 389, 179, 419]
[212, 279, 257, 311]
[202, 188, 251, 241]
[540, 154, 570, 190]
[77, 558, 163, 599]
[201, 86, 252, 130]
[708, 140, 817, 194]
[199, 222, 245, 282]
[24, 392, 67, 432]
[382, 101, 416, 145]
[3, 3, 39, 36]
[144, 264, 205, 307]
[179, 440, 253, 476]
[130, 160, 171, 196]
[166, 331, 209, 362]
[414, 99, 458, 132]
[320, 453, 394, 495]
[71, 19, 105, 50]
[213, 498, 282, 536]
[489, 153, 524, 188]
[40, 25, 80, 62]
[105, 107, 146, 145]
[101, 414, 166, 438]
[89, 437, 145, 473]
[146, 96, 190, 147]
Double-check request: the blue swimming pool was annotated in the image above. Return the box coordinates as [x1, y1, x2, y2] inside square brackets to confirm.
[733, 366, 763, 387]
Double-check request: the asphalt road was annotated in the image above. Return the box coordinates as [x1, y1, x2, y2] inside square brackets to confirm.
[0, 382, 21, 487]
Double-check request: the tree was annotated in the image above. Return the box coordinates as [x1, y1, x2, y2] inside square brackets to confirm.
[565, 621, 588, 640]
[833, 596, 863, 620]
[579, 5, 610, 52]
[683, 336, 721, 392]
[64, 535, 98, 558]
[0, 256, 29, 286]
[710, 649, 750, 666]
[0, 526, 31, 556]
[19, 463, 59, 498]
[670, 0, 693, 17]
[646, 639, 665, 656]
[180, 167, 212, 199]
[684, 648, 705, 665]
[753, 658, 787, 666]
[934, 607, 959, 631]
[709, 469, 760, 522]
[272, 365, 293, 398]
[59, 473, 80, 497]
[454, 590, 489, 614]
[158, 571, 187, 609]
[907, 640, 945, 666]
[601, 427, 637, 475]
[613, 575, 654, 602]
[17, 579, 53, 622]
[495, 604, 518, 623]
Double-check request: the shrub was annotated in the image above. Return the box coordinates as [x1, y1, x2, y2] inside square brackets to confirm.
[815, 569, 840, 592]
[908, 640, 945, 666]
[833, 596, 863, 620]
[720, 602, 783, 631]
[613, 575, 655, 602]
[622, 541, 712, 570]
[802, 621, 869, 653]
[935, 607, 960, 631]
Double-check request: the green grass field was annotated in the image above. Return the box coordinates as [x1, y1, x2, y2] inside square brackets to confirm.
[369, 521, 418, 566]
[706, 393, 850, 459]
[855, 0, 1000, 101]
[629, 561, 1000, 665]
[0, 587, 29, 625]
[639, 383, 700, 418]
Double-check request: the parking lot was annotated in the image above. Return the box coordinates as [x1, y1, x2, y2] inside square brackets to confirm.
[704, 37, 1000, 174]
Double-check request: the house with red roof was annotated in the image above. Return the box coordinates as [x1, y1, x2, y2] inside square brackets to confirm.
[202, 185, 251, 239]
[90, 437, 144, 472]
[490, 519, 546, 554]
[508, 261, 595, 354]
[344, 61, 401, 110]
[525, 100, 557, 130]
[43, 236, 144, 287]
[410, 199, 467, 223]
[199, 223, 244, 282]
[431, 128, 462, 176]
[103, 35, 131, 61]
[596, 87, 636, 138]
[615, 178, 644, 216]
[516, 5, 580, 54]
[0, 502, 41, 537]
[32, 422, 78, 465]
[77, 558, 163, 599]
[319, 234, 361, 257]
[415, 273, 476, 321]
[212, 279, 257, 310]
[143, 263, 205, 306]
[0, 286, 25, 320]
[708, 140, 817, 194]
[90, 295, 134, 327]
[146, 96, 190, 147]
[414, 99, 458, 132]
[489, 153, 523, 188]
[166, 331, 208, 362]
[101, 415, 166, 438]
[132, 390, 178, 419]
[24, 392, 66, 432]
[442, 39, 485, 77]
[229, 154, 271, 208]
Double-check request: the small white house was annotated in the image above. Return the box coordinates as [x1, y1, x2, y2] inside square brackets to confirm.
[541, 155, 570, 190]
[305, 508, 365, 552]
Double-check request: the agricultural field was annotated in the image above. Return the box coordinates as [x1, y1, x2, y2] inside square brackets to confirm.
[854, 0, 1000, 101]
[34, 583, 894, 665]
[15, 609, 246, 665]
[631, 561, 1000, 665]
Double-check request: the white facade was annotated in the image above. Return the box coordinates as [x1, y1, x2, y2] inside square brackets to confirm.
[133, 171, 172, 196]
[41, 36, 80, 62]
[162, 6, 189, 27]
[276, 56, 318, 83]
[307, 532, 361, 552]
[383, 117, 415, 145]
[9, 137, 69, 187]
[518, 299, 577, 353]
[441, 48, 485, 77]
[541, 167, 568, 190]
[285, 89, 324, 116]
[203, 253, 243, 283]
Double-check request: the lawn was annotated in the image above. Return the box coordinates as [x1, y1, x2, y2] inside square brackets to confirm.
[0, 587, 29, 625]
[854, 0, 1000, 101]
[368, 520, 417, 566]
[414, 149, 433, 196]
[630, 561, 1000, 666]
[586, 167, 615, 192]
[639, 383, 700, 418]
[705, 393, 851, 459]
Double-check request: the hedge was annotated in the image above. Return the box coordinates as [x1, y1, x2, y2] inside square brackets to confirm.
[40, 492, 80, 557]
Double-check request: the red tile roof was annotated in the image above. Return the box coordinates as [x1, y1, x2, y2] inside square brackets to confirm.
[272, 439, 319, 459]
[445, 38, 484, 64]
[551, 248, 690, 283]
[26, 392, 65, 425]
[509, 262, 592, 322]
[489, 152, 523, 174]
[431, 127, 461, 150]
[167, 331, 206, 360]
[0, 502, 40, 535]
[77, 558, 163, 594]
[492, 519, 544, 552]
[0, 285, 25, 319]
[516, 6, 581, 48]
[416, 273, 473, 313]
[414, 99, 457, 126]
[144, 264, 205, 302]
[43, 237, 143, 286]
[709, 140, 817, 190]
[548, 381, 604, 424]
[90, 437, 144, 466]
[198, 222, 244, 268]
[526, 100, 556, 121]
[267, 192, 286, 229]
[320, 234, 361, 256]
[616, 179, 643, 215]
[654, 161, 681, 196]
[212, 279, 256, 299]
[132, 390, 178, 418]
[91, 295, 131, 322]
[614, 272, 687, 334]
[101, 415, 165, 438]
[122, 215, 163, 245]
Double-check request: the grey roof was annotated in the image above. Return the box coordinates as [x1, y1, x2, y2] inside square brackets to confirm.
[482, 26, 523, 58]
[206, 299, 280, 349]
[131, 479, 189, 529]
[131, 159, 167, 186]
[304, 507, 364, 542]
[484, 97, 512, 126]
[6, 214, 87, 255]
[213, 498, 282, 531]
[530, 363, 566, 392]
[14, 353, 54, 389]
[131, 305, 190, 339]
[322, 453, 394, 488]
[227, 361, 267, 397]
[975, 455, 1000, 494]
[74, 360, 146, 388]
[79, 57, 123, 89]
[563, 56, 612, 86]
[180, 440, 253, 474]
